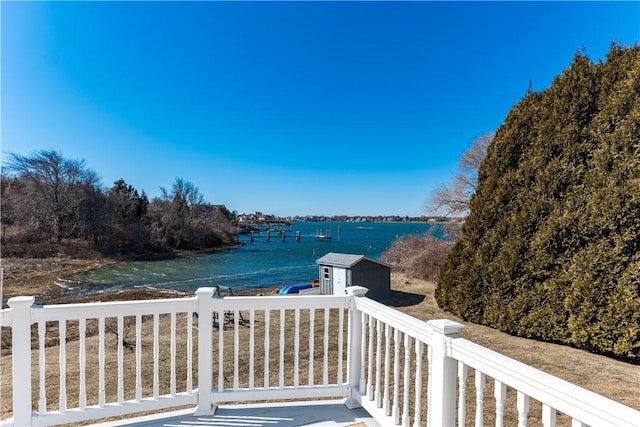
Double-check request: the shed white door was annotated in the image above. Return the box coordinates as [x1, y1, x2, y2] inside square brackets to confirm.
[333, 267, 347, 295]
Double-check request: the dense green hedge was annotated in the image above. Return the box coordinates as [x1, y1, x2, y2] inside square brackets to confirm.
[436, 44, 640, 361]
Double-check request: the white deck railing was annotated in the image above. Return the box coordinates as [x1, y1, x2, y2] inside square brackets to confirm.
[1, 286, 639, 427]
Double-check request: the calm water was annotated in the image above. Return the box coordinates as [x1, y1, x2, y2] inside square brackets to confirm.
[65, 221, 444, 296]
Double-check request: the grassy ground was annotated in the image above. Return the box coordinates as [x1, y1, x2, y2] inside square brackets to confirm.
[1, 258, 639, 425]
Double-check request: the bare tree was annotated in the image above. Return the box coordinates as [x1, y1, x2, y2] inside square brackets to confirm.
[147, 177, 235, 249]
[4, 150, 103, 242]
[427, 132, 494, 216]
[154, 178, 206, 248]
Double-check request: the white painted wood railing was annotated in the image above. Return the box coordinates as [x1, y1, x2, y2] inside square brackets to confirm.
[1, 294, 199, 426]
[349, 289, 640, 427]
[1, 286, 639, 426]
[195, 286, 351, 413]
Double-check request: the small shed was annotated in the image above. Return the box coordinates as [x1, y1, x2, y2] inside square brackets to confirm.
[316, 252, 391, 302]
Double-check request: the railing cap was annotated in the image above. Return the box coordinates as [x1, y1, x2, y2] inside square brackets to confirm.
[7, 296, 35, 308]
[427, 319, 465, 336]
[194, 287, 216, 296]
[345, 286, 369, 297]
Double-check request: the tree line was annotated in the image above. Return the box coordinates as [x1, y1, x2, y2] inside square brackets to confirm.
[1, 150, 237, 257]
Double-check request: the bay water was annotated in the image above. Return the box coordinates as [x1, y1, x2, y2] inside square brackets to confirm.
[66, 221, 444, 296]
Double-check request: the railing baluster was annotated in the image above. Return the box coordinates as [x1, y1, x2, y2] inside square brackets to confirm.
[402, 333, 412, 427]
[542, 404, 557, 427]
[38, 320, 46, 414]
[360, 312, 367, 394]
[413, 340, 424, 427]
[135, 314, 142, 401]
[249, 309, 255, 389]
[264, 308, 270, 389]
[279, 308, 285, 388]
[59, 319, 67, 412]
[98, 317, 105, 407]
[118, 316, 124, 404]
[309, 308, 315, 386]
[517, 391, 529, 427]
[457, 362, 469, 427]
[375, 319, 383, 407]
[338, 307, 344, 386]
[393, 328, 401, 425]
[218, 308, 225, 391]
[495, 379, 506, 427]
[153, 313, 159, 399]
[323, 308, 329, 386]
[187, 310, 193, 393]
[384, 324, 392, 416]
[234, 309, 239, 390]
[79, 317, 86, 409]
[170, 311, 176, 396]
[367, 314, 375, 399]
[294, 308, 301, 388]
[427, 344, 433, 427]
[475, 370, 486, 427]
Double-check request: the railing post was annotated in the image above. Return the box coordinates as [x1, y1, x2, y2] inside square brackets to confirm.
[8, 296, 35, 427]
[194, 287, 215, 415]
[427, 319, 464, 427]
[344, 286, 368, 409]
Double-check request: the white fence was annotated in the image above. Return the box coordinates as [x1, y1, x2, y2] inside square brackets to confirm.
[352, 294, 640, 427]
[1, 286, 638, 426]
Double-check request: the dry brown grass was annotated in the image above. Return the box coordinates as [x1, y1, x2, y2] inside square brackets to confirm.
[1, 258, 639, 426]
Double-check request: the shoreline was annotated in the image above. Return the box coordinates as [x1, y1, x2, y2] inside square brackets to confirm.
[1, 221, 448, 305]
[0, 253, 280, 307]
[2, 257, 118, 307]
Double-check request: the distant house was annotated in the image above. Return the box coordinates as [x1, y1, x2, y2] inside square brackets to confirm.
[316, 252, 391, 302]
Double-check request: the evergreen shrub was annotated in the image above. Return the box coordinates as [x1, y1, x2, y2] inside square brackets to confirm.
[436, 44, 640, 361]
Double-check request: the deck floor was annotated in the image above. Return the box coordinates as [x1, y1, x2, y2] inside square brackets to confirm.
[89, 399, 381, 427]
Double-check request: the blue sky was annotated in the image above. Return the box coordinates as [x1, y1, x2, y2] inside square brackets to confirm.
[2, 1, 639, 217]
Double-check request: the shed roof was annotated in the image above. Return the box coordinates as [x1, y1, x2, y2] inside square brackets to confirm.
[315, 252, 389, 268]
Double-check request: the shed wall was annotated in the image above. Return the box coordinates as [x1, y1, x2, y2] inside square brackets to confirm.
[350, 259, 391, 301]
